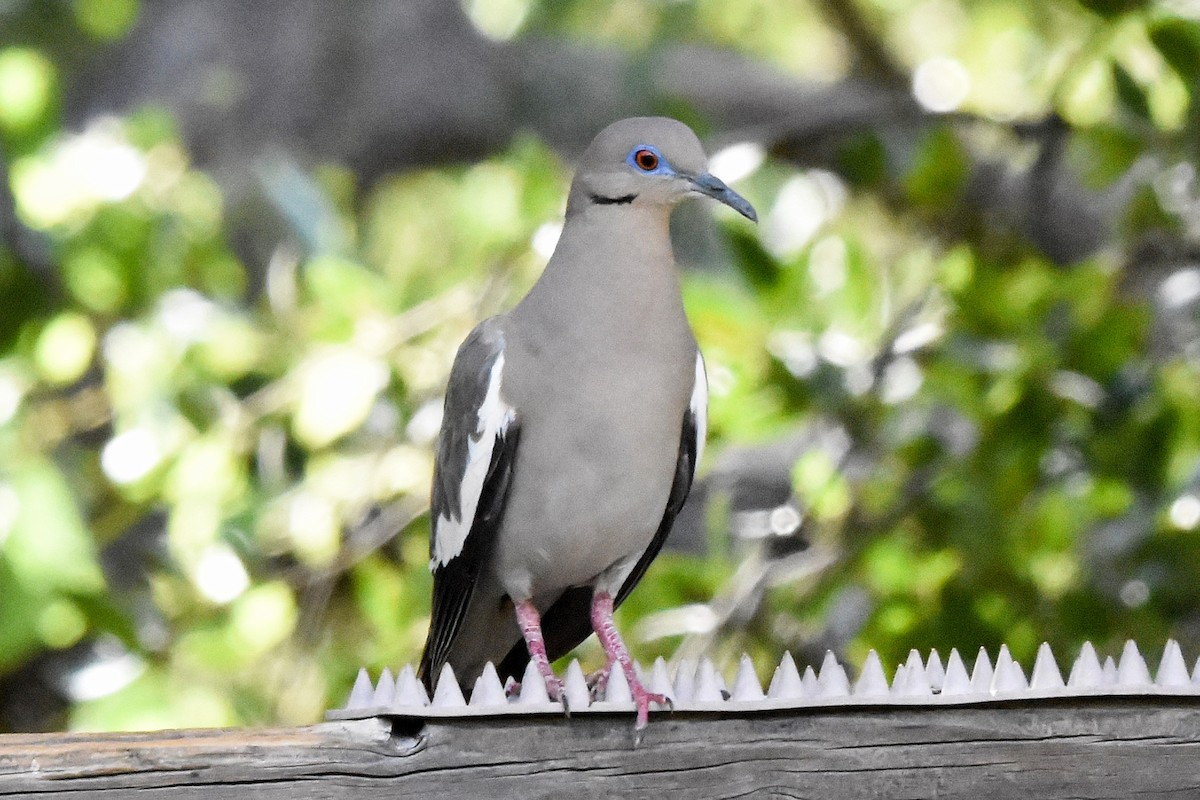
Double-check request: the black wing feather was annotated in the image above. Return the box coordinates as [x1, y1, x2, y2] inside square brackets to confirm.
[418, 321, 520, 693]
[496, 409, 698, 683]
[419, 422, 519, 692]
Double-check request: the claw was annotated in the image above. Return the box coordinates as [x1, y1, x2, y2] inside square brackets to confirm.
[632, 689, 670, 746]
[633, 688, 671, 731]
[553, 679, 571, 717]
[586, 659, 615, 700]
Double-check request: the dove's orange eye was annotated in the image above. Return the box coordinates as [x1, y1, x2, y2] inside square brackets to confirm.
[634, 148, 659, 171]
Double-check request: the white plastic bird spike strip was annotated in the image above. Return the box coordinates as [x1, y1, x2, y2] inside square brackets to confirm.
[328, 639, 1200, 721]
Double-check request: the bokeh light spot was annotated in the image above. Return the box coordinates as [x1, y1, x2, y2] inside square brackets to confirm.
[913, 56, 971, 112]
[101, 428, 163, 485]
[34, 313, 96, 386]
[193, 544, 249, 604]
[0, 48, 54, 131]
[1169, 494, 1200, 530]
[74, 0, 140, 41]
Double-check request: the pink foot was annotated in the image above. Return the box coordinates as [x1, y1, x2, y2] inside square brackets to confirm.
[514, 599, 568, 710]
[590, 591, 671, 733]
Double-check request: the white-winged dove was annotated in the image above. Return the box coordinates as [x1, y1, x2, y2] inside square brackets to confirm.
[417, 117, 757, 730]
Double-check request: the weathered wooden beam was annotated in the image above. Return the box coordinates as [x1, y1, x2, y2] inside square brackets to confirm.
[3, 698, 1199, 799]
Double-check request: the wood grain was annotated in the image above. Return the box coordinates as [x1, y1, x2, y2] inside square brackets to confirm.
[2, 698, 1199, 799]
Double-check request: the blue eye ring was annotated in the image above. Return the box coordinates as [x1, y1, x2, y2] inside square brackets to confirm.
[627, 145, 668, 174]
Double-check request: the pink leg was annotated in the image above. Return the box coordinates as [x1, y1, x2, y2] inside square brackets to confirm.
[514, 600, 567, 708]
[590, 591, 670, 731]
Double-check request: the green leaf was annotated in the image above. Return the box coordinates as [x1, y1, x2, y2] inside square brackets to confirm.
[791, 450, 851, 521]
[904, 127, 968, 211]
[728, 227, 779, 290]
[1111, 62, 1152, 121]
[0, 558, 41, 671]
[4, 459, 105, 594]
[837, 132, 888, 189]
[1074, 0, 1149, 17]
[1071, 125, 1143, 188]
[1149, 18, 1200, 83]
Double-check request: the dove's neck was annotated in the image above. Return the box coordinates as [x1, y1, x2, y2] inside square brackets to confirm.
[512, 203, 689, 346]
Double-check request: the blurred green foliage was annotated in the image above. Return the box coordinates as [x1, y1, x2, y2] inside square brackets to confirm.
[3, 0, 1200, 732]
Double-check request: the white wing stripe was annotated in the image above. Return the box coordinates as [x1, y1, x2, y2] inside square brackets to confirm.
[431, 353, 515, 568]
[691, 352, 708, 478]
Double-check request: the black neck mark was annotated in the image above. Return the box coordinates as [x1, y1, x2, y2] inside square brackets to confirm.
[589, 193, 637, 206]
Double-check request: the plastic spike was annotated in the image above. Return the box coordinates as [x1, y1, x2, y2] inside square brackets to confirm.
[393, 665, 430, 708]
[898, 651, 932, 697]
[518, 659, 551, 705]
[766, 652, 788, 697]
[371, 667, 395, 707]
[853, 650, 889, 697]
[926, 649, 945, 693]
[907, 666, 936, 696]
[941, 648, 973, 695]
[563, 660, 592, 710]
[693, 658, 725, 702]
[992, 645, 1012, 679]
[1068, 642, 1103, 688]
[1102, 656, 1118, 686]
[817, 651, 850, 697]
[890, 664, 907, 695]
[731, 654, 765, 701]
[1015, 662, 1028, 688]
[432, 663, 466, 707]
[908, 650, 933, 691]
[991, 645, 1026, 694]
[908, 654, 935, 696]
[1117, 640, 1152, 687]
[1156, 640, 1191, 688]
[674, 658, 697, 702]
[649, 657, 675, 704]
[970, 647, 993, 695]
[767, 652, 804, 699]
[345, 667, 374, 709]
[1030, 643, 1065, 691]
[801, 665, 819, 696]
[469, 675, 490, 707]
[715, 665, 729, 695]
[469, 662, 507, 707]
[603, 663, 634, 705]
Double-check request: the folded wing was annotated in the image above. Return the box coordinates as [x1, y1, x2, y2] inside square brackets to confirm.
[419, 318, 520, 690]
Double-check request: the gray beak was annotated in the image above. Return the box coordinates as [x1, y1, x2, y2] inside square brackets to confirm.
[689, 172, 757, 223]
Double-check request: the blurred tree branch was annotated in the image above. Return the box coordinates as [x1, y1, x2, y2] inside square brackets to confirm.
[813, 0, 908, 87]
[37, 0, 1130, 275]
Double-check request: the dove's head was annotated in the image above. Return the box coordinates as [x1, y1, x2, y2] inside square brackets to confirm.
[567, 117, 757, 222]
